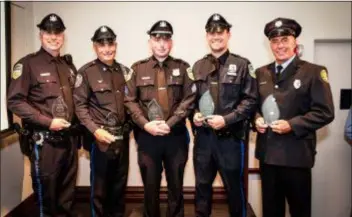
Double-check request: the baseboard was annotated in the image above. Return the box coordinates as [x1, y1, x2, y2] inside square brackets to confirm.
[5, 186, 227, 216]
[76, 186, 227, 203]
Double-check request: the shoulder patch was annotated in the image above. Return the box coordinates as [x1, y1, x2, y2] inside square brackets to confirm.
[74, 74, 83, 88]
[12, 63, 23, 79]
[123, 68, 134, 82]
[186, 67, 195, 80]
[248, 64, 256, 79]
[320, 69, 329, 83]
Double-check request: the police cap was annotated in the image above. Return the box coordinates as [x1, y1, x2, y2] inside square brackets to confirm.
[147, 20, 173, 39]
[91, 25, 117, 44]
[264, 17, 302, 39]
[37, 13, 66, 34]
[205, 13, 232, 33]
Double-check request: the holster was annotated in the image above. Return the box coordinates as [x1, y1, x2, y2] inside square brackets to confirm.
[14, 123, 33, 157]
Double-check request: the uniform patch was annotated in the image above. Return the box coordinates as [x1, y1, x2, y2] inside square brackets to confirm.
[12, 63, 23, 79]
[123, 68, 133, 82]
[191, 84, 197, 93]
[74, 74, 83, 88]
[248, 64, 256, 79]
[186, 67, 195, 80]
[320, 69, 329, 83]
[293, 79, 301, 89]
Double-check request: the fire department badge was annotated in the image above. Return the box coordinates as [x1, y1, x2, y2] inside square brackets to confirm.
[293, 79, 301, 89]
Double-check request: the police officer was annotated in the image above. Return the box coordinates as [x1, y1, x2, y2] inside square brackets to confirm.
[7, 13, 78, 217]
[73, 26, 131, 217]
[254, 17, 334, 217]
[124, 20, 196, 217]
[192, 13, 258, 217]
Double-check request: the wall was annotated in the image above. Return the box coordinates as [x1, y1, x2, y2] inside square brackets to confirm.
[0, 2, 34, 216]
[7, 2, 351, 216]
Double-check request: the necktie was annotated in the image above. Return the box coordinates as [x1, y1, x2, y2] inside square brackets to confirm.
[276, 65, 283, 81]
[110, 67, 125, 124]
[156, 63, 169, 119]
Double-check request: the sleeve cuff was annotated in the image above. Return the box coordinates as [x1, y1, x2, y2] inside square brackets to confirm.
[38, 114, 53, 128]
[166, 116, 179, 128]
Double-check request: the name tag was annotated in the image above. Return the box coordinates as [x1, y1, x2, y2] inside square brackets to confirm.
[141, 76, 151, 80]
[40, 72, 51, 77]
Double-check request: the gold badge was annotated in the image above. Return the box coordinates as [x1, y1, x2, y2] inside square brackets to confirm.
[187, 67, 195, 80]
[320, 69, 329, 83]
[12, 63, 23, 79]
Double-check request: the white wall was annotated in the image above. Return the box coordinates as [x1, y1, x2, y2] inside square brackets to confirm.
[0, 2, 35, 217]
[7, 2, 349, 216]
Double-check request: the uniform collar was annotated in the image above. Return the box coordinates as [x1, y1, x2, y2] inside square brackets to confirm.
[217, 49, 230, 66]
[95, 58, 119, 72]
[39, 47, 61, 63]
[151, 55, 172, 68]
[275, 55, 296, 73]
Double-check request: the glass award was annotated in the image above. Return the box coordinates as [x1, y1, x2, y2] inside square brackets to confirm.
[261, 94, 280, 125]
[199, 90, 215, 119]
[52, 96, 69, 120]
[147, 99, 164, 121]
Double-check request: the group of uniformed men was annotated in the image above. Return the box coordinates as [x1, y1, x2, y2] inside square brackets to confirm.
[7, 11, 334, 217]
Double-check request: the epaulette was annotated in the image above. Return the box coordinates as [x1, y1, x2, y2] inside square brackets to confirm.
[79, 60, 96, 73]
[131, 57, 150, 67]
[63, 54, 73, 65]
[172, 57, 189, 66]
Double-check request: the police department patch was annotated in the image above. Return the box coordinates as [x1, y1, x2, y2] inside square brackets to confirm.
[12, 63, 23, 79]
[248, 64, 256, 79]
[74, 74, 83, 88]
[124, 68, 133, 82]
[186, 67, 195, 80]
[320, 69, 329, 83]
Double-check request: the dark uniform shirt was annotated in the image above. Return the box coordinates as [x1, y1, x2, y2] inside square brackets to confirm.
[254, 57, 334, 167]
[73, 59, 129, 134]
[193, 51, 258, 132]
[7, 47, 76, 128]
[124, 56, 196, 129]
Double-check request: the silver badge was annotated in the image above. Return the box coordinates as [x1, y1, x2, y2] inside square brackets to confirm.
[49, 15, 57, 22]
[172, 69, 180, 76]
[275, 20, 283, 28]
[74, 74, 83, 88]
[191, 84, 197, 93]
[100, 26, 107, 32]
[227, 64, 237, 76]
[293, 79, 301, 89]
[160, 21, 167, 27]
[213, 14, 220, 21]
